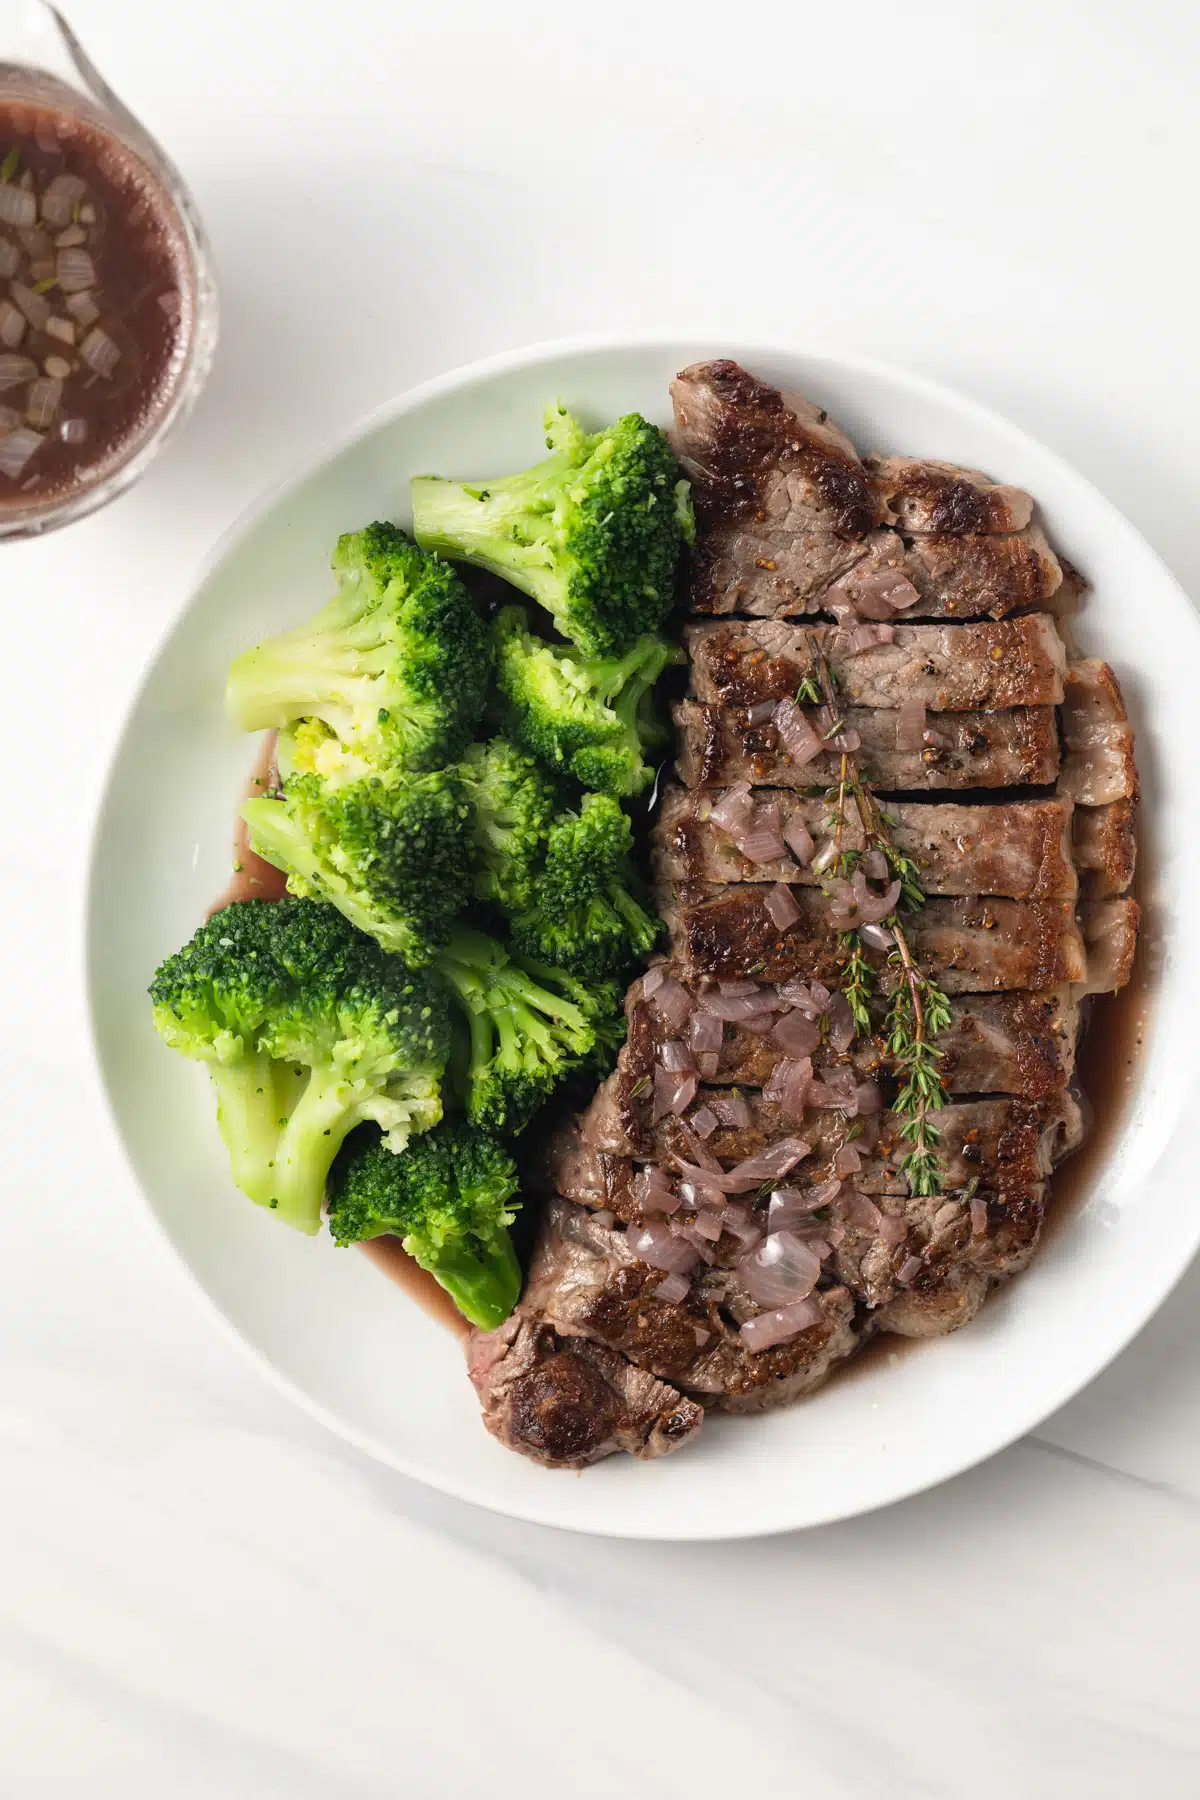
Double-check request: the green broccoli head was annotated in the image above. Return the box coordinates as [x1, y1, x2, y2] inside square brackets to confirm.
[225, 522, 490, 771]
[458, 736, 557, 914]
[490, 605, 677, 798]
[508, 793, 663, 978]
[241, 733, 471, 965]
[434, 928, 599, 1137]
[150, 898, 451, 1234]
[411, 405, 693, 656]
[507, 955, 627, 1077]
[327, 1122, 522, 1329]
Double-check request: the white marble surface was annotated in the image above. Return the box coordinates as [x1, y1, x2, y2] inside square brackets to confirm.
[4, 0, 1200, 1791]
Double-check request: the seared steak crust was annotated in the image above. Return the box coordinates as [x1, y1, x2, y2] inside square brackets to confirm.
[685, 616, 1067, 712]
[673, 698, 1061, 792]
[865, 454, 1034, 536]
[654, 786, 1078, 899]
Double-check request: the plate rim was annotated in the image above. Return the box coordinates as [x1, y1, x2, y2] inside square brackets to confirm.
[84, 330, 1197, 1539]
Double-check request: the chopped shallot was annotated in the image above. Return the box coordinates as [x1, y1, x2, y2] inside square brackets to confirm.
[721, 1203, 763, 1247]
[653, 1066, 697, 1121]
[834, 1144, 862, 1176]
[688, 1009, 724, 1053]
[772, 697, 824, 767]
[0, 426, 41, 478]
[708, 783, 754, 835]
[897, 1254, 923, 1285]
[698, 987, 781, 1023]
[842, 1191, 883, 1232]
[696, 1051, 720, 1079]
[692, 1208, 725, 1242]
[827, 990, 857, 1052]
[659, 1038, 695, 1073]
[879, 1212, 908, 1247]
[859, 922, 894, 951]
[826, 868, 902, 928]
[762, 1056, 812, 1120]
[764, 881, 800, 930]
[690, 1105, 719, 1139]
[970, 1195, 989, 1237]
[849, 623, 895, 653]
[0, 352, 35, 390]
[707, 1091, 752, 1129]
[767, 1182, 840, 1231]
[633, 1165, 679, 1214]
[56, 245, 96, 292]
[782, 812, 816, 865]
[771, 1009, 820, 1056]
[654, 1270, 691, 1305]
[744, 699, 777, 725]
[738, 1229, 821, 1308]
[641, 963, 666, 997]
[722, 1136, 811, 1192]
[629, 1221, 699, 1274]
[740, 1295, 824, 1352]
[0, 183, 36, 228]
[649, 976, 692, 1031]
[81, 326, 120, 377]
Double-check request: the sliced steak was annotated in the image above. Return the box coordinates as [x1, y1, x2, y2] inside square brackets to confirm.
[623, 974, 1080, 1102]
[659, 883, 1088, 990]
[669, 360, 883, 613]
[654, 786, 1077, 899]
[1060, 659, 1139, 805]
[524, 1198, 860, 1413]
[1080, 897, 1140, 993]
[673, 698, 1061, 792]
[865, 454, 1034, 535]
[1074, 798, 1137, 898]
[466, 1313, 703, 1467]
[685, 616, 1067, 712]
[689, 520, 1066, 622]
[576, 1080, 1072, 1195]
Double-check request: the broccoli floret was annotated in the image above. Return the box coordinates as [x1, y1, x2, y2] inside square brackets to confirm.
[241, 727, 471, 965]
[411, 405, 693, 656]
[226, 523, 490, 771]
[458, 737, 557, 914]
[327, 1122, 522, 1329]
[511, 955, 627, 1076]
[509, 793, 663, 978]
[491, 605, 676, 798]
[433, 928, 598, 1136]
[149, 899, 450, 1234]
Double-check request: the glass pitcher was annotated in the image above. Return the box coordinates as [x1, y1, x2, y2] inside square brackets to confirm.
[0, 1, 217, 538]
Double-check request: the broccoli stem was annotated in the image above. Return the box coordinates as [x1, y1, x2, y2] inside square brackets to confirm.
[410, 476, 559, 611]
[270, 1067, 360, 1234]
[403, 1232, 523, 1332]
[225, 601, 378, 734]
[241, 798, 401, 952]
[208, 1055, 284, 1208]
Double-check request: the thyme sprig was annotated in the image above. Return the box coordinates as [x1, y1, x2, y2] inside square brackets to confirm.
[801, 632, 950, 1193]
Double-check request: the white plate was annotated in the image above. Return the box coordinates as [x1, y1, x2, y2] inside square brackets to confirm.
[87, 337, 1196, 1539]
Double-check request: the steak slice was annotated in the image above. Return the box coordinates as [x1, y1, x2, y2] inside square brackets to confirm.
[659, 883, 1088, 990]
[688, 521, 1067, 622]
[523, 1198, 860, 1413]
[1060, 659, 1139, 805]
[622, 973, 1080, 1102]
[864, 453, 1034, 535]
[577, 1081, 1073, 1195]
[1080, 897, 1140, 993]
[466, 1312, 703, 1468]
[668, 360, 883, 614]
[1074, 798, 1137, 898]
[673, 698, 1061, 792]
[685, 616, 1067, 712]
[654, 786, 1077, 900]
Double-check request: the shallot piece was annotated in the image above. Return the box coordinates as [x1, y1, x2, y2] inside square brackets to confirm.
[842, 1190, 883, 1233]
[864, 848, 889, 881]
[633, 1165, 679, 1215]
[848, 623, 895, 654]
[896, 698, 928, 752]
[897, 1254, 923, 1286]
[783, 812, 816, 865]
[649, 976, 692, 1031]
[10, 282, 49, 330]
[654, 1270, 691, 1305]
[809, 1065, 859, 1112]
[740, 1295, 824, 1353]
[826, 868, 902, 928]
[827, 990, 857, 1052]
[778, 978, 830, 1019]
[744, 699, 777, 725]
[719, 979, 762, 996]
[855, 1081, 883, 1116]
[771, 1008, 821, 1057]
[698, 987, 781, 1023]
[764, 881, 801, 930]
[0, 426, 42, 478]
[853, 569, 922, 616]
[708, 782, 754, 836]
[689, 1009, 724, 1053]
[653, 1066, 697, 1122]
[0, 301, 24, 348]
[722, 1136, 812, 1193]
[970, 1195, 989, 1237]
[672, 1122, 726, 1174]
[859, 921, 894, 951]
[692, 1209, 725, 1242]
[629, 1221, 699, 1274]
[879, 1212, 908, 1247]
[762, 1056, 812, 1121]
[690, 1105, 719, 1140]
[767, 1181, 841, 1232]
[707, 1091, 751, 1129]
[772, 697, 825, 768]
[738, 1229, 822, 1308]
[55, 245, 96, 292]
[0, 353, 36, 391]
[696, 1051, 720, 1079]
[721, 1203, 763, 1248]
[738, 801, 788, 866]
[659, 1038, 695, 1073]
[24, 376, 61, 428]
[80, 326, 120, 377]
[0, 183, 36, 228]
[0, 238, 17, 278]
[641, 963, 667, 997]
[834, 1144, 862, 1176]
